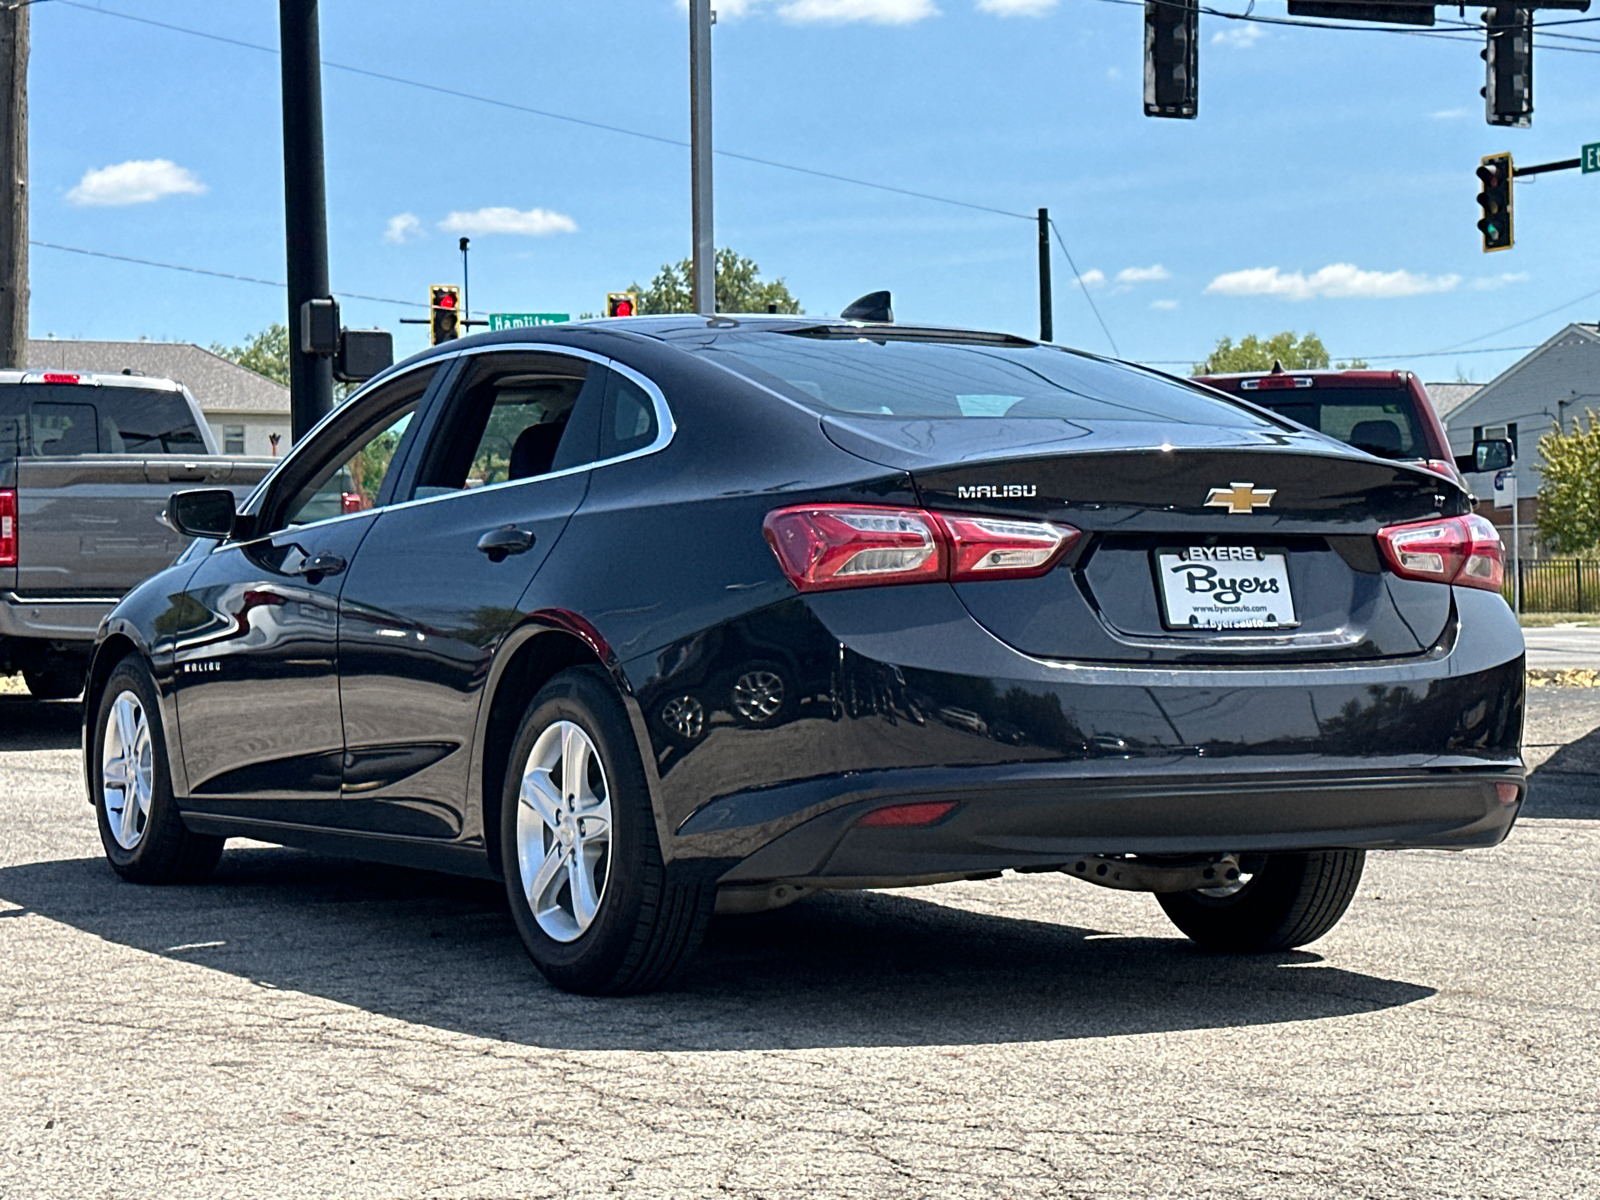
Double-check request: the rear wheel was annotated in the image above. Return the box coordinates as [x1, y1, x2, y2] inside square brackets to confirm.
[1156, 850, 1364, 952]
[23, 662, 85, 700]
[501, 667, 712, 994]
[93, 656, 225, 883]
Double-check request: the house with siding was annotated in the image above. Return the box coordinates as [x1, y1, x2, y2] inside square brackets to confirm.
[25, 339, 291, 457]
[1439, 323, 1600, 560]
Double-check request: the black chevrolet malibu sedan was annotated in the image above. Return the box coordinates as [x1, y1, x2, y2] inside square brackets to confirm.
[83, 315, 1525, 994]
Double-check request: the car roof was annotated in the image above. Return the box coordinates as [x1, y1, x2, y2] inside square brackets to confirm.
[1193, 369, 1412, 390]
[0, 369, 183, 392]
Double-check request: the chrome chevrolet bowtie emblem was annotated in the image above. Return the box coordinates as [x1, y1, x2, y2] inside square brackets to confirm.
[1205, 482, 1276, 514]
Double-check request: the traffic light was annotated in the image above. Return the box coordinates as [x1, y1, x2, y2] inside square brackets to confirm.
[1476, 152, 1514, 253]
[1144, 0, 1198, 120]
[430, 285, 461, 345]
[606, 292, 639, 318]
[1483, 6, 1533, 128]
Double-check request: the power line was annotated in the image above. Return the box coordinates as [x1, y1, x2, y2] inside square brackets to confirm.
[1141, 343, 1541, 367]
[1048, 219, 1119, 357]
[31, 240, 425, 308]
[53, 1, 1034, 221]
[1433, 283, 1600, 351]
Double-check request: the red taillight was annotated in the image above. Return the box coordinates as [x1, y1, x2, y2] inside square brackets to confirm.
[1377, 513, 1504, 593]
[341, 492, 366, 514]
[1241, 376, 1313, 391]
[40, 373, 79, 385]
[763, 504, 1078, 593]
[763, 506, 945, 591]
[0, 488, 15, 567]
[857, 801, 958, 828]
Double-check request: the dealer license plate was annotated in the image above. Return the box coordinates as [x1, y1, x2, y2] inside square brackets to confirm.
[1155, 546, 1299, 631]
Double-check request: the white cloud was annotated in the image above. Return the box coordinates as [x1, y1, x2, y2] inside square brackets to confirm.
[700, 0, 938, 20]
[437, 207, 578, 237]
[1431, 108, 1469, 120]
[777, 0, 938, 21]
[1072, 268, 1106, 289]
[1212, 24, 1264, 47]
[66, 159, 205, 207]
[383, 213, 423, 244]
[1473, 272, 1530, 291]
[1105, 66, 1122, 81]
[1205, 263, 1461, 301]
[977, 0, 1057, 15]
[1150, 299, 1180, 311]
[1115, 264, 1171, 286]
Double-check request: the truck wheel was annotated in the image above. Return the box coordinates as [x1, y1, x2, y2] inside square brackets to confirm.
[23, 663, 85, 701]
[501, 667, 712, 995]
[93, 656, 225, 884]
[1156, 850, 1364, 952]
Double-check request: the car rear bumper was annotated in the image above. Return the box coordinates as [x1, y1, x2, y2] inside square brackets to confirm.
[0, 593, 113, 641]
[710, 762, 1523, 885]
[642, 584, 1525, 879]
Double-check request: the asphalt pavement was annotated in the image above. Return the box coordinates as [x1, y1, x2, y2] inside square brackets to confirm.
[1522, 626, 1600, 672]
[1, 689, 1597, 1199]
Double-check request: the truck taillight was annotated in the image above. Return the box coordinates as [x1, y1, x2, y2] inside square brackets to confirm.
[763, 503, 1079, 593]
[1377, 513, 1504, 593]
[0, 488, 15, 567]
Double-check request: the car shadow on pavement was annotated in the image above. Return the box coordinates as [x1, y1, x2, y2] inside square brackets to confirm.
[0, 847, 1435, 1051]
[0, 696, 81, 752]
[1524, 725, 1600, 819]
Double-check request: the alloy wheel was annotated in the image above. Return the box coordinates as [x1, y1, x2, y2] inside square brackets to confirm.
[515, 720, 613, 943]
[101, 690, 153, 851]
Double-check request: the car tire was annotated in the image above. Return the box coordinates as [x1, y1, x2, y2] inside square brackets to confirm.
[501, 667, 713, 995]
[1155, 849, 1365, 952]
[93, 656, 226, 884]
[23, 662, 84, 701]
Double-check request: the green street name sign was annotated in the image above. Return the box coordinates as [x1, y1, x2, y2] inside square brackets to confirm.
[488, 312, 570, 331]
[1583, 142, 1600, 174]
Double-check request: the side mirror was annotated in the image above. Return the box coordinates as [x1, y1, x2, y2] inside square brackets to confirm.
[1473, 438, 1514, 473]
[167, 488, 238, 540]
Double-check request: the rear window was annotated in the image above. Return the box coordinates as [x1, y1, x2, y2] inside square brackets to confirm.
[698, 335, 1276, 428]
[0, 384, 208, 456]
[1247, 388, 1426, 460]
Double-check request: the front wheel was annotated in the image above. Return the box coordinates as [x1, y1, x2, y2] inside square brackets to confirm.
[501, 667, 712, 995]
[93, 656, 225, 883]
[1156, 850, 1365, 952]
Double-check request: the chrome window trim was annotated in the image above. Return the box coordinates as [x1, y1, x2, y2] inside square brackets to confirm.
[370, 344, 675, 519]
[240, 344, 675, 537]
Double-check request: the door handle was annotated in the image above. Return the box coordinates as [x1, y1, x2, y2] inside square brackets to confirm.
[477, 525, 536, 563]
[291, 550, 347, 582]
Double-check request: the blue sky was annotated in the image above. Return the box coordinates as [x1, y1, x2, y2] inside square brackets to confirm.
[26, 0, 1600, 380]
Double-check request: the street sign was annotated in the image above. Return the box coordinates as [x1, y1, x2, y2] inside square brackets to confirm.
[1584, 142, 1600, 174]
[488, 312, 570, 331]
[1494, 469, 1517, 511]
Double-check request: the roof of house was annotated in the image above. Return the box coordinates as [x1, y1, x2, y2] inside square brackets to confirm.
[24, 339, 289, 416]
[1442, 322, 1600, 431]
[1421, 382, 1482, 422]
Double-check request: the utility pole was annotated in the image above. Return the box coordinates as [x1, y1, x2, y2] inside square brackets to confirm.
[689, 0, 714, 314]
[460, 237, 470, 325]
[279, 0, 333, 441]
[0, 2, 27, 369]
[1037, 208, 1053, 343]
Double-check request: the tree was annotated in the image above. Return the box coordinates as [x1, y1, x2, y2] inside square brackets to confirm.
[1536, 412, 1600, 555]
[211, 323, 289, 387]
[1193, 331, 1366, 374]
[631, 248, 802, 316]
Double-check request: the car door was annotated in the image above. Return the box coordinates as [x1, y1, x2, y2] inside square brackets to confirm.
[331, 349, 614, 839]
[168, 365, 441, 820]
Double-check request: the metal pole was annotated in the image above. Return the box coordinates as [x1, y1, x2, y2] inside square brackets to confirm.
[1037, 208, 1053, 343]
[0, 2, 28, 369]
[689, 0, 714, 313]
[1512, 478, 1522, 615]
[279, 0, 333, 441]
[460, 237, 470, 326]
